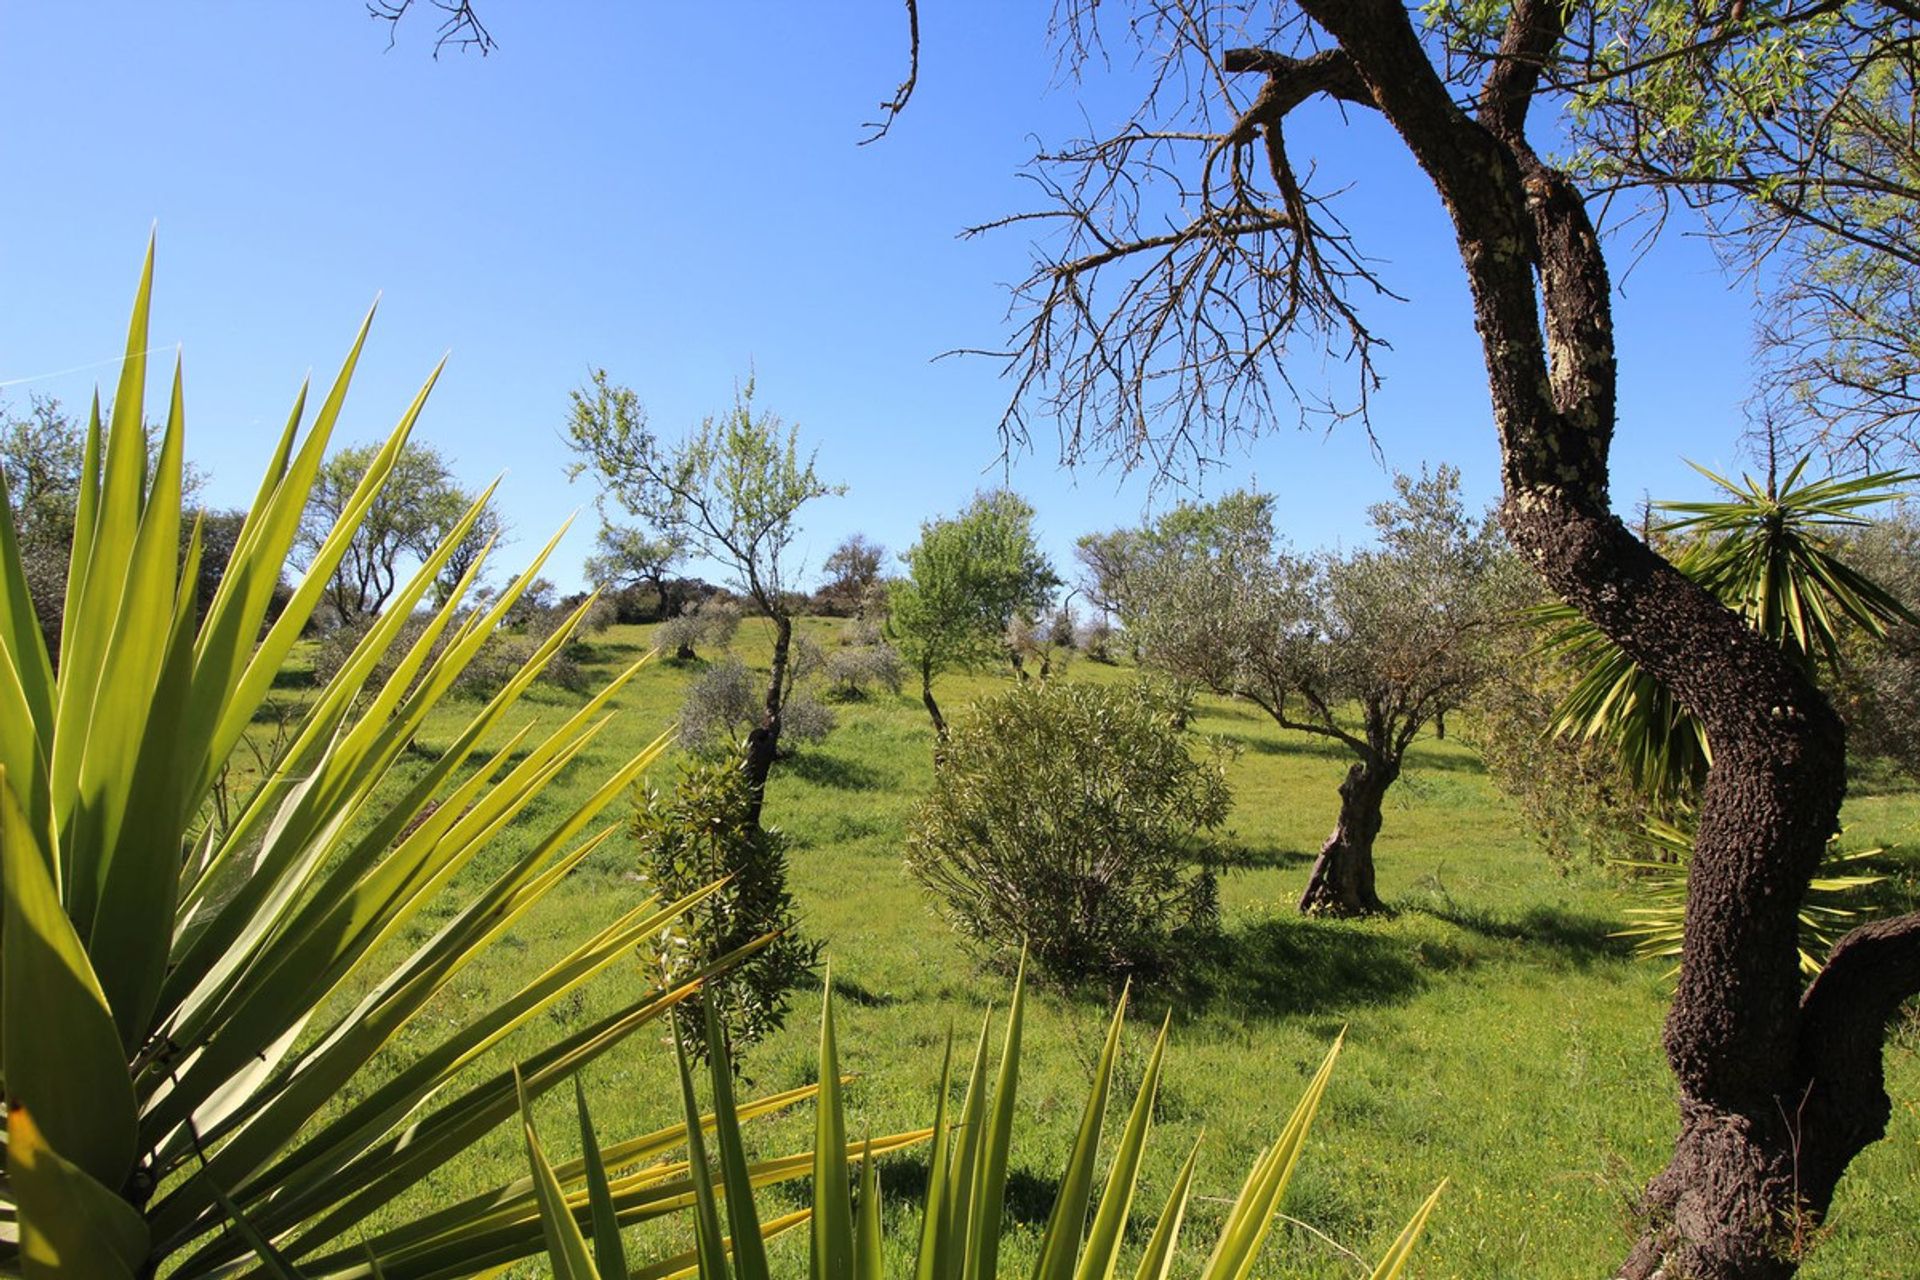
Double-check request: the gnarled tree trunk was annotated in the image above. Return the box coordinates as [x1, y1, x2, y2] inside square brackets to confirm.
[1298, 756, 1396, 916]
[1261, 2, 1920, 1271]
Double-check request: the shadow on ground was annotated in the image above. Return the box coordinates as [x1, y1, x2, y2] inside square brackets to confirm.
[1403, 897, 1627, 966]
[781, 750, 888, 791]
[1175, 917, 1433, 1019]
[877, 1157, 1055, 1227]
[1208, 841, 1316, 873]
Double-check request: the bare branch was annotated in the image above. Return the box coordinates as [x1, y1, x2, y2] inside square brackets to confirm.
[859, 0, 922, 144]
[970, 24, 1397, 480]
[367, 0, 495, 57]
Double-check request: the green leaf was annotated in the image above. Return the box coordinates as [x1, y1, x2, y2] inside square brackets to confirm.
[705, 999, 769, 1280]
[1031, 986, 1129, 1280]
[811, 973, 855, 1280]
[1130, 1136, 1201, 1280]
[967, 954, 1024, 1280]
[519, 1069, 601, 1280]
[203, 1164, 309, 1279]
[1198, 1034, 1343, 1280]
[0, 774, 137, 1189]
[911, 1029, 957, 1280]
[1074, 1011, 1170, 1280]
[855, 1138, 883, 1280]
[7, 1103, 149, 1280]
[673, 1018, 734, 1280]
[1367, 1181, 1446, 1280]
[575, 1079, 628, 1280]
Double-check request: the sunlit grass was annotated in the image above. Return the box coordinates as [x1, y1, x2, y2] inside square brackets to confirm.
[300, 616, 1920, 1279]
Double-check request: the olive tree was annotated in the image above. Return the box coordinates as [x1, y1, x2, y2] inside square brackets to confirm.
[918, 2, 1920, 1267]
[566, 370, 840, 822]
[297, 439, 470, 624]
[887, 490, 1057, 738]
[818, 532, 885, 613]
[1115, 471, 1502, 915]
[583, 520, 685, 621]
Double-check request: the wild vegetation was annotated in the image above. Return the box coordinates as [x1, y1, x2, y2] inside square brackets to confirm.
[9, 3, 1920, 1277]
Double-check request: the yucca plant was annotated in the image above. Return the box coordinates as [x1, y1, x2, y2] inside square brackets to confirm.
[534, 966, 1446, 1280]
[1612, 821, 1888, 979]
[0, 247, 861, 1279]
[1536, 458, 1917, 806]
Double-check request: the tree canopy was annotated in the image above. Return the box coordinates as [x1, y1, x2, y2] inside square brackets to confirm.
[565, 370, 841, 818]
[888, 489, 1058, 738]
[297, 439, 474, 625]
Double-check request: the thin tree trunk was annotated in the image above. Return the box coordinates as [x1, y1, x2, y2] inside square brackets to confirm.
[1298, 757, 1394, 916]
[920, 663, 947, 741]
[653, 574, 671, 622]
[740, 613, 791, 829]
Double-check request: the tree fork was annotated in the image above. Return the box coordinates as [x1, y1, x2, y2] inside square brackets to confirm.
[1274, 0, 1916, 1270]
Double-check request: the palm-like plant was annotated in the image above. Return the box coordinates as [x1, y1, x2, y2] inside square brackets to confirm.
[1537, 458, 1917, 805]
[534, 969, 1445, 1280]
[0, 248, 833, 1279]
[1611, 821, 1887, 979]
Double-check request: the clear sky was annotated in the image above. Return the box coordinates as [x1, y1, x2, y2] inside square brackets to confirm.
[0, 3, 1770, 595]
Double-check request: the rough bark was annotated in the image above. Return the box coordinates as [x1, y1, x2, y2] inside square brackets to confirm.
[1249, 2, 1920, 1271]
[1297, 756, 1396, 916]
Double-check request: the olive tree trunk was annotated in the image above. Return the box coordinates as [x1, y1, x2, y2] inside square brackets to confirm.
[1267, 3, 1920, 1271]
[1298, 757, 1396, 916]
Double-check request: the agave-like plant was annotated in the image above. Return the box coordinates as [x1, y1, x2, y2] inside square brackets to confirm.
[1536, 458, 1917, 805]
[1612, 821, 1888, 979]
[532, 968, 1445, 1280]
[0, 247, 872, 1279]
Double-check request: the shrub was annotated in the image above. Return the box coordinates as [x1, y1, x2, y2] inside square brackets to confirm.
[679, 650, 837, 756]
[1833, 506, 1920, 773]
[778, 684, 837, 746]
[631, 755, 820, 1066]
[839, 612, 885, 647]
[658, 596, 743, 661]
[678, 655, 760, 752]
[1079, 615, 1117, 663]
[699, 595, 743, 645]
[572, 592, 619, 637]
[1461, 602, 1649, 866]
[657, 611, 704, 661]
[906, 679, 1229, 984]
[1048, 603, 1078, 648]
[822, 642, 905, 699]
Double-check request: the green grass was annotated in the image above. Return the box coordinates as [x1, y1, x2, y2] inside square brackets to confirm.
[295, 616, 1920, 1279]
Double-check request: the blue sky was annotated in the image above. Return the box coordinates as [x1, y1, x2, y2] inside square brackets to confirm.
[1, 3, 1767, 595]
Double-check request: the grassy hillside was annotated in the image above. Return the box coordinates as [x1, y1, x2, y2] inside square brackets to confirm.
[295, 616, 1920, 1279]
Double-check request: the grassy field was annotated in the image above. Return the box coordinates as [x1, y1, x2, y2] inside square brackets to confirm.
[304, 615, 1920, 1279]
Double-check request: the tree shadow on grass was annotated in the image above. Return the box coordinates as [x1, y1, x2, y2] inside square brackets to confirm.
[833, 976, 898, 1008]
[1223, 730, 1487, 775]
[1208, 841, 1316, 873]
[1403, 897, 1627, 966]
[780, 750, 887, 792]
[565, 636, 646, 666]
[1227, 733, 1352, 764]
[1174, 917, 1430, 1020]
